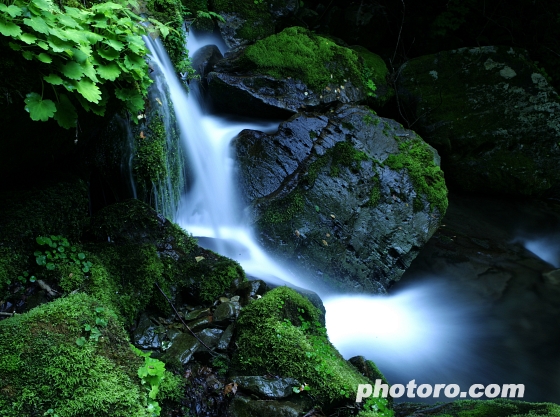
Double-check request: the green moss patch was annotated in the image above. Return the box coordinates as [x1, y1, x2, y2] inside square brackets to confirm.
[0, 293, 179, 417]
[233, 287, 392, 415]
[403, 399, 560, 417]
[385, 137, 448, 214]
[243, 27, 364, 91]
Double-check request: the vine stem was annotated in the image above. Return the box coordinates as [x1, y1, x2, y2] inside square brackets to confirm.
[154, 282, 217, 356]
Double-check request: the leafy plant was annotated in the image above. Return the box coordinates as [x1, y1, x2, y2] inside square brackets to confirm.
[0, 0, 171, 128]
[132, 345, 168, 416]
[76, 306, 109, 346]
[35, 235, 92, 273]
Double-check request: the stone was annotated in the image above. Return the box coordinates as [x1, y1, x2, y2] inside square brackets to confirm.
[132, 313, 163, 350]
[162, 333, 200, 365]
[195, 328, 224, 350]
[213, 301, 240, 323]
[397, 46, 560, 197]
[233, 376, 300, 399]
[217, 324, 234, 351]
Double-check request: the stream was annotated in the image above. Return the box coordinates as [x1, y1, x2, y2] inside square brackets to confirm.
[145, 32, 560, 404]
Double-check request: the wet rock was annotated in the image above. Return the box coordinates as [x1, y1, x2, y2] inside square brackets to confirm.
[195, 328, 224, 350]
[162, 333, 200, 365]
[187, 315, 213, 332]
[217, 324, 234, 351]
[235, 279, 268, 305]
[543, 269, 560, 286]
[233, 376, 300, 399]
[233, 104, 447, 293]
[213, 300, 240, 323]
[208, 27, 390, 117]
[397, 46, 560, 197]
[191, 45, 223, 79]
[228, 395, 313, 417]
[133, 313, 163, 350]
[184, 307, 211, 321]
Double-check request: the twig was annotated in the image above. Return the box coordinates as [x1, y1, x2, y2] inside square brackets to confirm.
[37, 279, 58, 297]
[155, 282, 217, 356]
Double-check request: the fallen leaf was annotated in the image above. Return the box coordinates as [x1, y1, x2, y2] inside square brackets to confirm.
[325, 233, 330, 238]
[224, 382, 238, 395]
[139, 131, 145, 139]
[195, 256, 204, 262]
[294, 230, 300, 237]
[155, 97, 162, 106]
[321, 240, 328, 246]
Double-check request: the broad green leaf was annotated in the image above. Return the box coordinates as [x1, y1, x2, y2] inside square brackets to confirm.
[0, 4, 23, 18]
[19, 32, 37, 44]
[96, 47, 119, 61]
[47, 35, 74, 53]
[54, 94, 77, 129]
[92, 2, 123, 12]
[64, 7, 90, 21]
[65, 29, 90, 45]
[37, 52, 52, 63]
[8, 41, 22, 51]
[92, 15, 108, 29]
[76, 78, 101, 103]
[77, 42, 92, 57]
[49, 26, 71, 42]
[61, 61, 84, 80]
[31, 0, 56, 12]
[103, 37, 124, 51]
[24, 92, 56, 121]
[81, 59, 98, 82]
[125, 34, 146, 54]
[96, 62, 120, 81]
[0, 18, 22, 37]
[85, 31, 104, 44]
[71, 47, 89, 63]
[124, 53, 145, 71]
[44, 73, 64, 85]
[58, 14, 80, 28]
[23, 16, 50, 35]
[115, 88, 144, 113]
[37, 40, 48, 50]
[22, 50, 33, 60]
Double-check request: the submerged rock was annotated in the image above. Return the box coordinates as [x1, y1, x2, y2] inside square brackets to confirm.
[234, 104, 447, 293]
[397, 46, 560, 197]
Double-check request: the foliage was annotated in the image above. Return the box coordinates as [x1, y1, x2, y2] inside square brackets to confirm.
[233, 287, 393, 415]
[0, 0, 171, 128]
[131, 346, 169, 416]
[410, 399, 560, 417]
[35, 235, 92, 273]
[0, 293, 151, 416]
[243, 26, 364, 90]
[385, 136, 448, 214]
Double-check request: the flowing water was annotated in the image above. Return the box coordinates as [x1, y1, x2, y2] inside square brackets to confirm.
[145, 33, 560, 404]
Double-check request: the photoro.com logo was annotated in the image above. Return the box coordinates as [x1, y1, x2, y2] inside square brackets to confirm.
[356, 380, 525, 401]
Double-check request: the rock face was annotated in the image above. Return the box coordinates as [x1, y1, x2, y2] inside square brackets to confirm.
[208, 27, 392, 117]
[233, 104, 447, 293]
[397, 46, 560, 197]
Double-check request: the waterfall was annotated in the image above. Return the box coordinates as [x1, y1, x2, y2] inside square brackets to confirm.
[143, 32, 556, 403]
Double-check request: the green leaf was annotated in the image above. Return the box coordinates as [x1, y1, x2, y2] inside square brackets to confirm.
[102, 37, 124, 51]
[19, 32, 37, 44]
[8, 42, 21, 51]
[81, 59, 98, 82]
[37, 40, 48, 50]
[71, 47, 89, 63]
[96, 62, 121, 81]
[0, 4, 23, 18]
[58, 14, 80, 28]
[85, 31, 103, 44]
[0, 18, 22, 37]
[44, 73, 64, 85]
[23, 16, 50, 35]
[37, 53, 52, 63]
[115, 88, 144, 113]
[76, 337, 86, 346]
[92, 2, 123, 12]
[54, 94, 77, 129]
[22, 50, 33, 60]
[78, 253, 86, 260]
[61, 61, 84, 80]
[24, 92, 56, 121]
[125, 34, 146, 54]
[31, 0, 56, 12]
[46, 262, 55, 270]
[96, 47, 119, 61]
[84, 323, 91, 331]
[30, 276, 36, 282]
[47, 35, 74, 53]
[76, 78, 101, 103]
[124, 53, 145, 71]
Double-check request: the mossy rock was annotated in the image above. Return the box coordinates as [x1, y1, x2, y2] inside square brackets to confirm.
[231, 287, 392, 415]
[208, 27, 386, 116]
[0, 293, 181, 416]
[397, 46, 560, 197]
[88, 199, 245, 313]
[234, 104, 446, 293]
[350, 45, 394, 107]
[395, 399, 560, 417]
[210, 0, 298, 48]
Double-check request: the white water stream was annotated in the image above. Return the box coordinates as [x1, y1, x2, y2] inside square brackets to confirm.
[144, 33, 559, 403]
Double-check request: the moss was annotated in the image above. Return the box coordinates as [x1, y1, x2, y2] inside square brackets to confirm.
[0, 293, 170, 417]
[385, 137, 448, 214]
[260, 189, 305, 224]
[0, 247, 26, 297]
[368, 177, 381, 207]
[135, 114, 168, 186]
[233, 287, 392, 415]
[330, 141, 369, 176]
[242, 27, 364, 91]
[211, 0, 276, 42]
[411, 399, 560, 417]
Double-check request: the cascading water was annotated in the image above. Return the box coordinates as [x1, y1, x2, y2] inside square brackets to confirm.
[145, 32, 559, 404]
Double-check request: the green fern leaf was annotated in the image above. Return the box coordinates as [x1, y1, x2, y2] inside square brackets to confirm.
[24, 92, 56, 121]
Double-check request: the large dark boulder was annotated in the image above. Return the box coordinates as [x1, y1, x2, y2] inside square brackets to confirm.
[397, 46, 560, 197]
[233, 104, 447, 293]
